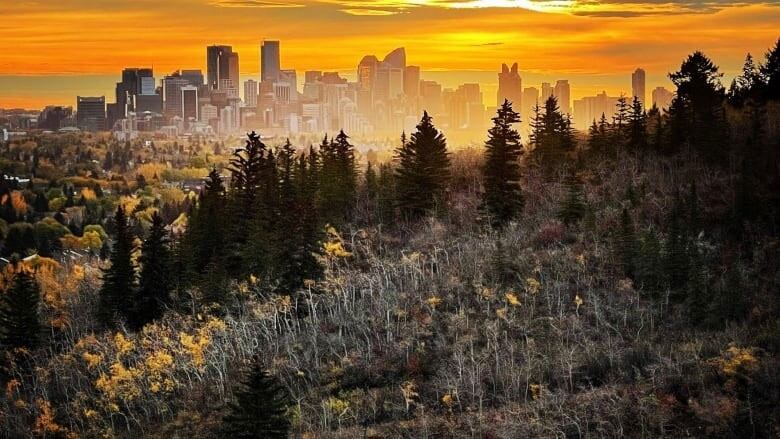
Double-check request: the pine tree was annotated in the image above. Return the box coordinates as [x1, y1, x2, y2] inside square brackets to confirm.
[481, 100, 524, 228]
[98, 205, 136, 326]
[635, 229, 663, 293]
[272, 140, 323, 293]
[615, 208, 637, 278]
[0, 267, 41, 351]
[627, 96, 647, 152]
[557, 173, 587, 225]
[729, 53, 763, 105]
[395, 112, 451, 219]
[183, 168, 226, 277]
[531, 96, 575, 175]
[227, 132, 271, 276]
[222, 356, 292, 439]
[129, 211, 172, 330]
[667, 51, 727, 160]
[611, 96, 630, 149]
[663, 191, 690, 296]
[587, 113, 610, 156]
[760, 37, 780, 100]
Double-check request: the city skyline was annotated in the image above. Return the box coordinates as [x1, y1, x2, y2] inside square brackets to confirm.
[2, 1, 779, 108]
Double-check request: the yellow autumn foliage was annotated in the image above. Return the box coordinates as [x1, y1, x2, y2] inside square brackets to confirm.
[505, 292, 521, 306]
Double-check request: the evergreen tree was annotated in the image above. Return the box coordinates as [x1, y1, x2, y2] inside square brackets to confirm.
[182, 168, 227, 300]
[531, 96, 575, 175]
[319, 131, 357, 225]
[615, 208, 637, 278]
[611, 96, 630, 149]
[222, 356, 292, 439]
[130, 211, 172, 330]
[0, 267, 41, 351]
[729, 53, 763, 105]
[272, 140, 323, 293]
[394, 112, 451, 219]
[227, 132, 271, 276]
[627, 96, 647, 152]
[663, 191, 690, 296]
[635, 228, 663, 293]
[587, 113, 610, 155]
[557, 173, 587, 225]
[481, 100, 524, 228]
[760, 37, 780, 100]
[98, 205, 136, 326]
[667, 51, 727, 160]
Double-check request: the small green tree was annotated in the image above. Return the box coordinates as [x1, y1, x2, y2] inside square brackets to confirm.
[557, 174, 587, 225]
[615, 208, 638, 278]
[222, 356, 292, 439]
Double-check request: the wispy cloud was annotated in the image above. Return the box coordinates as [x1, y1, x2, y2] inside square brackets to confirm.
[210, 0, 305, 7]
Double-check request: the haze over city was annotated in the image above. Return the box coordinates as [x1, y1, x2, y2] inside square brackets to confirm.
[2, 0, 779, 110]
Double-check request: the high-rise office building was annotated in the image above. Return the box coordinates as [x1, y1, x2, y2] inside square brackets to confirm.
[357, 55, 379, 113]
[180, 70, 204, 87]
[115, 68, 153, 118]
[244, 79, 258, 108]
[163, 73, 191, 118]
[261, 40, 281, 83]
[573, 91, 620, 130]
[632, 68, 646, 108]
[404, 66, 421, 98]
[181, 86, 199, 121]
[652, 86, 674, 111]
[76, 96, 106, 131]
[497, 62, 522, 108]
[522, 87, 539, 120]
[541, 82, 554, 103]
[207, 45, 238, 90]
[420, 80, 442, 115]
[554, 80, 571, 114]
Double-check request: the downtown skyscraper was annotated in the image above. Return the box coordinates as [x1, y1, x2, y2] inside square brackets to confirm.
[207, 45, 239, 90]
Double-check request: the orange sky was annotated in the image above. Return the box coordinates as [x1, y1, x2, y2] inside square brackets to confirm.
[1, 0, 778, 108]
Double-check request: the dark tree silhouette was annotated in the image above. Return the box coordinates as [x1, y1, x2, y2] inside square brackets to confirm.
[98, 205, 136, 326]
[481, 99, 524, 228]
[130, 211, 172, 330]
[0, 267, 41, 351]
[395, 112, 451, 219]
[222, 356, 292, 439]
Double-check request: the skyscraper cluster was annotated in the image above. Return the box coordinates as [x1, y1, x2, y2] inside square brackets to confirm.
[56, 42, 672, 139]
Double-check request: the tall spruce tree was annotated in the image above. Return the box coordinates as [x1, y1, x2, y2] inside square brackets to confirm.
[0, 267, 41, 351]
[222, 356, 292, 439]
[228, 132, 271, 277]
[130, 211, 172, 330]
[273, 140, 323, 293]
[481, 100, 524, 228]
[761, 38, 780, 100]
[627, 96, 648, 152]
[183, 168, 226, 288]
[319, 131, 357, 225]
[395, 112, 451, 219]
[667, 51, 727, 160]
[531, 96, 575, 175]
[98, 205, 136, 326]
